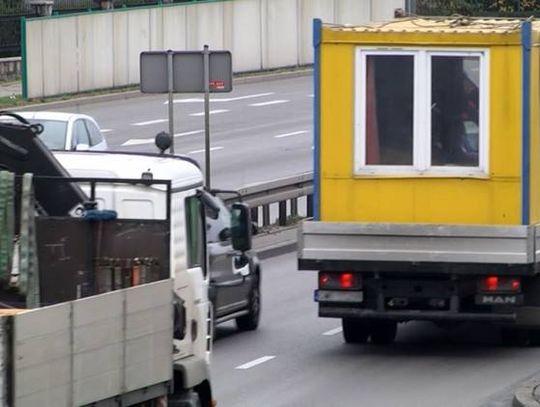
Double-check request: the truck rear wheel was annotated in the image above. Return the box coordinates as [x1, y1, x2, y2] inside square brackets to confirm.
[529, 330, 540, 346]
[168, 390, 201, 407]
[500, 328, 529, 347]
[370, 321, 397, 345]
[342, 318, 370, 344]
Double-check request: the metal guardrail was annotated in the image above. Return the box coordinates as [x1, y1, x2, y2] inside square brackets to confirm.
[222, 171, 314, 228]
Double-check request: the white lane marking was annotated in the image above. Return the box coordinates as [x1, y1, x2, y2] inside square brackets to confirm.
[235, 356, 276, 370]
[132, 119, 168, 126]
[122, 139, 152, 146]
[189, 109, 229, 117]
[249, 100, 288, 107]
[121, 129, 203, 146]
[167, 92, 275, 104]
[275, 130, 308, 139]
[101, 129, 113, 133]
[188, 146, 224, 154]
[174, 129, 204, 138]
[323, 327, 343, 336]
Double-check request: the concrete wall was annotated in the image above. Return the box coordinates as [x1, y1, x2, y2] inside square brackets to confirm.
[23, 0, 404, 99]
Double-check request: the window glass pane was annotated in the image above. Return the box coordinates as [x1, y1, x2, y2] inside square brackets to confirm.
[185, 196, 205, 274]
[431, 56, 480, 167]
[365, 55, 414, 165]
[72, 120, 90, 149]
[204, 195, 231, 244]
[85, 120, 103, 146]
[27, 119, 67, 150]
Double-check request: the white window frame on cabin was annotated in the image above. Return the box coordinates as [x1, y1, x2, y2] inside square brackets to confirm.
[353, 47, 489, 177]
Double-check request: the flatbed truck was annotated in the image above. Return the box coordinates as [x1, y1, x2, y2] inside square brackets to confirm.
[299, 17, 540, 346]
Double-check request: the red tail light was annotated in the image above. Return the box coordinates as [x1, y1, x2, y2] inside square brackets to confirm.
[511, 279, 521, 291]
[319, 273, 331, 287]
[318, 272, 361, 290]
[340, 273, 354, 289]
[485, 276, 498, 292]
[479, 276, 521, 293]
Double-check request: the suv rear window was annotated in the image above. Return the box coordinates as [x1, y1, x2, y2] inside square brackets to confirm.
[28, 119, 67, 150]
[85, 120, 103, 146]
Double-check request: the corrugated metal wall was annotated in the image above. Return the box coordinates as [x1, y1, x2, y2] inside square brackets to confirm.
[23, 0, 404, 98]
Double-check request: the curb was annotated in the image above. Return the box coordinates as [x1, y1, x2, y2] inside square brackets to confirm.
[8, 67, 313, 111]
[514, 377, 540, 407]
[252, 225, 298, 260]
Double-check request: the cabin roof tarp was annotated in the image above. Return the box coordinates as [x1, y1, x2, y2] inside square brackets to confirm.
[325, 17, 528, 34]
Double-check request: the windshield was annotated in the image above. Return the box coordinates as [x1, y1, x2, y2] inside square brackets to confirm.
[27, 119, 68, 150]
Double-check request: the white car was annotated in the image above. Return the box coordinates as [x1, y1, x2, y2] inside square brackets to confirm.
[5, 111, 108, 151]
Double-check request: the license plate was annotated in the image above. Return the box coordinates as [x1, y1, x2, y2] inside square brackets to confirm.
[314, 289, 363, 303]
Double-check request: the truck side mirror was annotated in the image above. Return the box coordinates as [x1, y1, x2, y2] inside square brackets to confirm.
[230, 202, 252, 252]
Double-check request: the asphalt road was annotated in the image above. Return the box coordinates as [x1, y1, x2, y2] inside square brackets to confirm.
[211, 251, 540, 407]
[61, 74, 313, 189]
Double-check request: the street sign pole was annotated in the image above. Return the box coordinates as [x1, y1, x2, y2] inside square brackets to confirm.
[167, 50, 175, 154]
[203, 45, 210, 189]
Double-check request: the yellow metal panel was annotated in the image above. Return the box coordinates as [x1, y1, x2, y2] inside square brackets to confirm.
[322, 29, 521, 47]
[489, 46, 522, 178]
[321, 178, 520, 224]
[320, 43, 354, 180]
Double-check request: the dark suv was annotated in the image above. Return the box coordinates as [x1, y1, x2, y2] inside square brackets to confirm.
[202, 191, 261, 335]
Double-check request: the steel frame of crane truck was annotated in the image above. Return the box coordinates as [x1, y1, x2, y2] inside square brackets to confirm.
[0, 112, 254, 405]
[298, 17, 540, 346]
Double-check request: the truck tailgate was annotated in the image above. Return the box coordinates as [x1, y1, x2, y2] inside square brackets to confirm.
[298, 221, 538, 265]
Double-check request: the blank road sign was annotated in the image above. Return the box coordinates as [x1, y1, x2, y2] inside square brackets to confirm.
[140, 51, 168, 93]
[140, 50, 232, 94]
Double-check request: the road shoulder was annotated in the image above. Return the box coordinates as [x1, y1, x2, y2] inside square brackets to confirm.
[514, 375, 540, 407]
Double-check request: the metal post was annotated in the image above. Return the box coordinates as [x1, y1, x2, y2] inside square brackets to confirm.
[307, 194, 313, 218]
[278, 201, 287, 226]
[203, 45, 211, 189]
[262, 205, 270, 227]
[167, 50, 175, 154]
[405, 0, 416, 14]
[250, 207, 259, 225]
[290, 198, 298, 218]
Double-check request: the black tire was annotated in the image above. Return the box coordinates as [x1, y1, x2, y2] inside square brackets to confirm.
[501, 328, 529, 347]
[529, 330, 540, 346]
[168, 391, 201, 407]
[342, 318, 370, 344]
[236, 278, 260, 331]
[370, 320, 397, 345]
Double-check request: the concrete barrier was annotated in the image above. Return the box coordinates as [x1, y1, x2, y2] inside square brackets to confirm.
[22, 0, 405, 99]
[0, 57, 21, 82]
